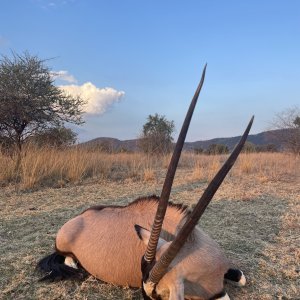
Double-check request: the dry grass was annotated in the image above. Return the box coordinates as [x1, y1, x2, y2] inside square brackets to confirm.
[0, 146, 164, 189]
[0, 146, 298, 190]
[0, 150, 299, 299]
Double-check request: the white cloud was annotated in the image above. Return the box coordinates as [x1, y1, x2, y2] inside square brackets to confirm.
[60, 82, 125, 115]
[51, 70, 78, 83]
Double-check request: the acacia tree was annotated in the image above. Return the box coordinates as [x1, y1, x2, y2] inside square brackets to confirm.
[31, 126, 78, 148]
[271, 106, 300, 155]
[0, 52, 85, 160]
[139, 113, 175, 154]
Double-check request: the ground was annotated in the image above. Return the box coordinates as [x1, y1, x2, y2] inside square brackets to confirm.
[0, 168, 299, 300]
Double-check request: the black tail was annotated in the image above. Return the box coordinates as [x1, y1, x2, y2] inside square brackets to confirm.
[37, 252, 85, 281]
[224, 268, 246, 286]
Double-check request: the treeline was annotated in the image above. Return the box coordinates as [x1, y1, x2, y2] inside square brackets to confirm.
[0, 130, 279, 156]
[193, 142, 278, 155]
[0, 126, 77, 155]
[0, 52, 298, 162]
[80, 140, 278, 155]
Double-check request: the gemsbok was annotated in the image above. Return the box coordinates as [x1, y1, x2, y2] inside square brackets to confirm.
[38, 65, 253, 300]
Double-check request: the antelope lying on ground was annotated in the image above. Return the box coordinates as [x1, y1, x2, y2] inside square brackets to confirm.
[38, 65, 252, 299]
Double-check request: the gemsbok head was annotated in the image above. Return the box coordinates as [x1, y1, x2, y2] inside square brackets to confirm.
[38, 65, 253, 300]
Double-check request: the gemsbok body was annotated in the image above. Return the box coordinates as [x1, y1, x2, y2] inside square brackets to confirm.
[38, 65, 252, 300]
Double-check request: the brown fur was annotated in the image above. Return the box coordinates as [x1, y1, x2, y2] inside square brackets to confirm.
[55, 196, 188, 287]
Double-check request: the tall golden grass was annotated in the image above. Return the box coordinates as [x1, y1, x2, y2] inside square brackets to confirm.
[0, 145, 298, 189]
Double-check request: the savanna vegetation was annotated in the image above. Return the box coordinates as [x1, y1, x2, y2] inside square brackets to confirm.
[138, 113, 175, 154]
[0, 146, 298, 190]
[0, 52, 299, 300]
[271, 106, 300, 155]
[0, 52, 84, 172]
[0, 150, 299, 299]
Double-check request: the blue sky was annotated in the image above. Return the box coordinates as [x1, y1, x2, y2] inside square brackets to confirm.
[0, 0, 299, 142]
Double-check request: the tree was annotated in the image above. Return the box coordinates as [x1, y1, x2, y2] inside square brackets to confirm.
[194, 147, 204, 154]
[95, 140, 114, 153]
[206, 143, 229, 155]
[139, 113, 175, 154]
[271, 106, 300, 155]
[242, 141, 256, 153]
[31, 126, 77, 148]
[255, 143, 278, 153]
[0, 52, 85, 160]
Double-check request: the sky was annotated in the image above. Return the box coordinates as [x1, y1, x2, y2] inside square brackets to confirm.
[0, 0, 299, 142]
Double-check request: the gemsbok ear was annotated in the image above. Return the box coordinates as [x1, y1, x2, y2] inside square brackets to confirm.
[134, 225, 166, 250]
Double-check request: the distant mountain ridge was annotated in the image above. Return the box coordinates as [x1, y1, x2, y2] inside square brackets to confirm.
[79, 129, 285, 152]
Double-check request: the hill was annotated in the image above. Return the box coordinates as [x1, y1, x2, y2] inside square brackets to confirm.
[184, 129, 284, 151]
[79, 129, 284, 152]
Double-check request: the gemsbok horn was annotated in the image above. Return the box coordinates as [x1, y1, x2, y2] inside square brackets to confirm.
[138, 116, 253, 300]
[38, 65, 253, 300]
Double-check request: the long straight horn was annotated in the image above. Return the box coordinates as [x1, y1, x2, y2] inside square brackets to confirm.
[144, 64, 207, 263]
[147, 116, 254, 284]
